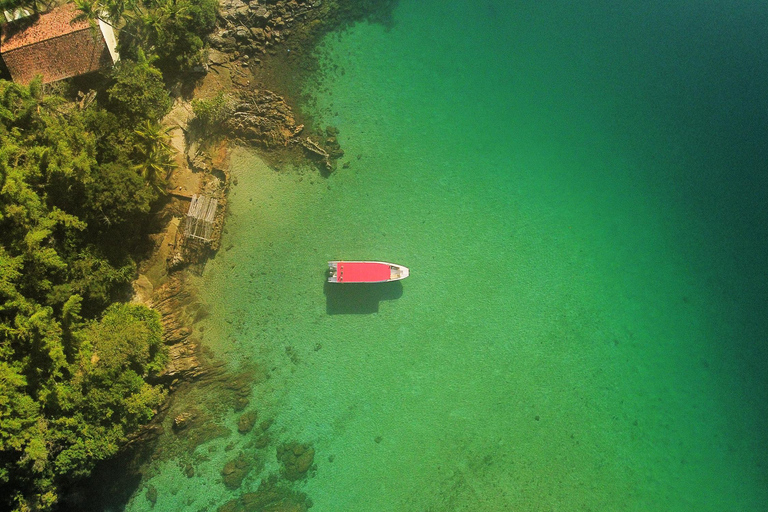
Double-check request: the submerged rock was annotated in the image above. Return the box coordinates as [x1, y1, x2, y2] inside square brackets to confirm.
[221, 453, 255, 490]
[276, 442, 315, 481]
[227, 90, 300, 148]
[217, 475, 311, 512]
[254, 433, 270, 448]
[146, 485, 158, 506]
[172, 412, 194, 432]
[238, 410, 258, 434]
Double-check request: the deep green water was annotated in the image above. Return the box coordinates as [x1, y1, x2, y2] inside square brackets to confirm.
[125, 1, 768, 510]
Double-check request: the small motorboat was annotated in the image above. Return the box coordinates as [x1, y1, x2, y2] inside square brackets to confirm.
[328, 261, 409, 283]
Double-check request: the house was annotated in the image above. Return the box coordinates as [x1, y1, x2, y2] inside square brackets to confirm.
[0, 2, 118, 85]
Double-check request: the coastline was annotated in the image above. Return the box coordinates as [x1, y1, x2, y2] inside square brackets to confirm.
[55, 1, 768, 510]
[136, 0, 402, 397]
[58, 2, 400, 510]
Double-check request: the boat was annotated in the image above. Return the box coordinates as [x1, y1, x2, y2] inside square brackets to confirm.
[327, 261, 409, 283]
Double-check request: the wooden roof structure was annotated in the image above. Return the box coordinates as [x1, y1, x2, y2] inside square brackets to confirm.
[0, 2, 119, 84]
[184, 194, 218, 242]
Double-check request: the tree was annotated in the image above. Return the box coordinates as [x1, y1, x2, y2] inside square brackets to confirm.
[117, 0, 217, 74]
[107, 52, 172, 123]
[0, 0, 56, 16]
[132, 119, 176, 194]
[191, 91, 232, 138]
[0, 77, 171, 511]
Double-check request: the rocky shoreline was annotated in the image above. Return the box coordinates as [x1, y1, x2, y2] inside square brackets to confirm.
[131, 0, 400, 400]
[65, 1, 400, 510]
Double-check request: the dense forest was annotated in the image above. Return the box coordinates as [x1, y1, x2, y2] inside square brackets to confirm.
[0, 0, 217, 509]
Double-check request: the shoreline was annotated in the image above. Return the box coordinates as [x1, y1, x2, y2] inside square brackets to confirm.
[59, 2, 400, 510]
[135, 0, 401, 387]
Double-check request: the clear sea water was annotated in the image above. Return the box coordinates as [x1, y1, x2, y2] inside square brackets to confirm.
[124, 1, 768, 510]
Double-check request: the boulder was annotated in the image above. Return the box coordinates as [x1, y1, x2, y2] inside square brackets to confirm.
[217, 477, 310, 512]
[146, 485, 158, 506]
[221, 453, 253, 490]
[172, 412, 193, 432]
[221, 0, 251, 23]
[208, 33, 237, 51]
[238, 410, 258, 434]
[250, 27, 266, 41]
[207, 49, 230, 66]
[253, 5, 271, 20]
[276, 442, 315, 481]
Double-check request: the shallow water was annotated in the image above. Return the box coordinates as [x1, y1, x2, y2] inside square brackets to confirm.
[125, 1, 768, 510]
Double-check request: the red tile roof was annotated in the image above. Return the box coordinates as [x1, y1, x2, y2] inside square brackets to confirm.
[0, 3, 89, 52]
[0, 3, 114, 85]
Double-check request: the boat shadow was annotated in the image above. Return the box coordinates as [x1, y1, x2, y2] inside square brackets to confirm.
[324, 280, 404, 314]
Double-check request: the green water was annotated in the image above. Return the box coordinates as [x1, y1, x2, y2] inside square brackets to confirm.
[125, 1, 768, 510]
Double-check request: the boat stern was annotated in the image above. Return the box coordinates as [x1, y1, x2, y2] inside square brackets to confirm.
[327, 261, 340, 282]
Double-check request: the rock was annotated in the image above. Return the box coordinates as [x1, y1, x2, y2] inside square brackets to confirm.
[218, 478, 310, 512]
[173, 412, 193, 432]
[295, 448, 314, 473]
[297, 137, 331, 171]
[253, 5, 271, 20]
[163, 342, 205, 380]
[227, 90, 301, 148]
[207, 49, 230, 66]
[146, 485, 158, 506]
[324, 136, 344, 159]
[238, 410, 258, 434]
[234, 396, 250, 411]
[276, 442, 315, 481]
[132, 274, 153, 304]
[208, 33, 237, 50]
[250, 27, 266, 41]
[164, 325, 192, 344]
[220, 0, 251, 23]
[234, 27, 251, 42]
[191, 154, 209, 172]
[221, 453, 253, 490]
[186, 140, 200, 161]
[217, 499, 240, 512]
[254, 434, 270, 448]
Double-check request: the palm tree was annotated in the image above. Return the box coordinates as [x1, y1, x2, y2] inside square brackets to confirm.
[72, 0, 140, 38]
[132, 120, 175, 194]
[71, 0, 104, 29]
[0, 0, 55, 17]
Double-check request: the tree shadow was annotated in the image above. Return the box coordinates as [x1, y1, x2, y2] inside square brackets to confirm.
[324, 280, 403, 314]
[58, 433, 157, 512]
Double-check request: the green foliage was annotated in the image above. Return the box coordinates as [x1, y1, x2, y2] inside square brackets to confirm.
[84, 161, 156, 227]
[0, 77, 170, 510]
[48, 303, 167, 478]
[132, 119, 176, 193]
[115, 0, 218, 74]
[86, 303, 166, 377]
[0, 1, 215, 506]
[107, 53, 172, 123]
[192, 91, 233, 137]
[0, 0, 56, 15]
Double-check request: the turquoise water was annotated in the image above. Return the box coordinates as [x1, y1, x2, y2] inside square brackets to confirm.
[125, 1, 768, 510]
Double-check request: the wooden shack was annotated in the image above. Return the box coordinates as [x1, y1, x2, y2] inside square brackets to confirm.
[0, 2, 119, 85]
[184, 194, 218, 242]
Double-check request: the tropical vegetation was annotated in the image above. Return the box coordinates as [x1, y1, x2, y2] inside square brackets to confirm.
[0, 0, 218, 509]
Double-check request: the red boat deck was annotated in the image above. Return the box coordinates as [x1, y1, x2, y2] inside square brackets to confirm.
[336, 262, 391, 283]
